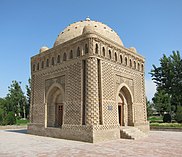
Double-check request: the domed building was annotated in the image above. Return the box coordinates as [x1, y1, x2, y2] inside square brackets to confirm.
[28, 18, 149, 143]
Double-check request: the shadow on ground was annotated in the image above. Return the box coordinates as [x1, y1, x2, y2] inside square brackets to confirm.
[5, 129, 27, 134]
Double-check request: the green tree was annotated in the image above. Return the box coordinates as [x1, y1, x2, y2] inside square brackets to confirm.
[6, 81, 26, 118]
[25, 78, 31, 119]
[146, 98, 154, 117]
[175, 106, 182, 123]
[150, 51, 182, 110]
[152, 89, 171, 116]
[5, 111, 16, 125]
[0, 98, 7, 125]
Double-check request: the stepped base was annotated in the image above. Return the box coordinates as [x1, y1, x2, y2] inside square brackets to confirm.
[120, 126, 147, 140]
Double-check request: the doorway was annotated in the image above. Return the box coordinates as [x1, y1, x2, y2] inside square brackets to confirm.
[118, 103, 124, 126]
[117, 85, 133, 126]
[55, 104, 63, 127]
[46, 86, 64, 128]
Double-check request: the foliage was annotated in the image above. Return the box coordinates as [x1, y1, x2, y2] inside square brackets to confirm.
[6, 80, 27, 118]
[152, 89, 171, 115]
[5, 111, 16, 125]
[0, 108, 3, 125]
[150, 51, 182, 109]
[25, 78, 31, 119]
[0, 98, 6, 125]
[0, 79, 30, 125]
[146, 99, 154, 117]
[175, 106, 182, 123]
[163, 113, 172, 123]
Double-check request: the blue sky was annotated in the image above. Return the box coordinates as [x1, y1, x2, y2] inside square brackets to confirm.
[0, 0, 182, 100]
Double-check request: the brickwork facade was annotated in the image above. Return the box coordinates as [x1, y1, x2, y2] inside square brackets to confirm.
[28, 18, 149, 143]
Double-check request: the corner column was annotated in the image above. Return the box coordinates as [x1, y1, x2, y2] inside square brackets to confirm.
[85, 57, 99, 125]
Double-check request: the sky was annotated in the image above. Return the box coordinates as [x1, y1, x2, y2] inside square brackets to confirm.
[0, 0, 182, 100]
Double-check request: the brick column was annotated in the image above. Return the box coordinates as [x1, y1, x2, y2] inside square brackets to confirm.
[85, 57, 99, 125]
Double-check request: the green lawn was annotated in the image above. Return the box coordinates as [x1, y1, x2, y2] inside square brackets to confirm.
[148, 116, 182, 128]
[150, 122, 182, 128]
[16, 119, 29, 125]
[148, 116, 163, 123]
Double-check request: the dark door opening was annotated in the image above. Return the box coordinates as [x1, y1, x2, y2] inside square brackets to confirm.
[118, 103, 125, 126]
[56, 104, 63, 127]
[118, 105, 121, 126]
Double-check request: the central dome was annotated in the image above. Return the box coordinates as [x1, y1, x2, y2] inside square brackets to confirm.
[54, 18, 123, 47]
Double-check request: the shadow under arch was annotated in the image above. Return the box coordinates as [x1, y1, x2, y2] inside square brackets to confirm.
[45, 83, 65, 128]
[116, 83, 134, 126]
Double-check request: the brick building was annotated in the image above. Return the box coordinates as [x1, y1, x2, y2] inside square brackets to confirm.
[28, 18, 149, 143]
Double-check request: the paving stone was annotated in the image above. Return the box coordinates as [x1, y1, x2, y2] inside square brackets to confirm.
[0, 129, 181, 157]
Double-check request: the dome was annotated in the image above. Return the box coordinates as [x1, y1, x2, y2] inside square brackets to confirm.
[39, 46, 49, 53]
[129, 47, 137, 53]
[54, 18, 123, 47]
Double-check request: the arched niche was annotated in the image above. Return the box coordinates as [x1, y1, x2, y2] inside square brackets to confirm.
[116, 83, 133, 126]
[45, 83, 65, 127]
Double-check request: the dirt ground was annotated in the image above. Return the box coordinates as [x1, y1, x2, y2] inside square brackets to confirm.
[0, 128, 182, 157]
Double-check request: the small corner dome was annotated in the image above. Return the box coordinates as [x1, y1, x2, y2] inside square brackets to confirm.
[82, 25, 95, 34]
[39, 46, 49, 53]
[129, 47, 137, 53]
[54, 18, 124, 47]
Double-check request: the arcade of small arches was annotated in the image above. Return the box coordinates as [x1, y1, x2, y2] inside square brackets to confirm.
[32, 42, 144, 73]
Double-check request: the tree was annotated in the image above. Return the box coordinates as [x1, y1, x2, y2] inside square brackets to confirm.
[0, 80, 31, 125]
[150, 51, 182, 110]
[5, 111, 16, 125]
[0, 98, 7, 125]
[25, 78, 31, 119]
[6, 81, 26, 118]
[152, 89, 171, 115]
[146, 98, 154, 117]
[175, 106, 182, 123]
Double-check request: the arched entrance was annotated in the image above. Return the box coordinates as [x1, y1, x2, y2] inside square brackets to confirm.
[46, 84, 64, 127]
[116, 84, 133, 127]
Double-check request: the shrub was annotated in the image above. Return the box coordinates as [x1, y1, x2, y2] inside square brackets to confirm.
[163, 113, 171, 123]
[5, 112, 16, 125]
[175, 106, 182, 123]
[0, 109, 3, 125]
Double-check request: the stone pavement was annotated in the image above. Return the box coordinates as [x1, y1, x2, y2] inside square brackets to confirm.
[0, 129, 182, 157]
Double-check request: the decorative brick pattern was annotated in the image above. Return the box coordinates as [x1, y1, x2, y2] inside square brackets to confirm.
[141, 74, 147, 121]
[134, 74, 143, 103]
[45, 76, 65, 95]
[67, 62, 81, 101]
[85, 58, 99, 125]
[64, 101, 81, 125]
[103, 101, 118, 125]
[102, 62, 114, 101]
[29, 18, 149, 143]
[33, 74, 45, 124]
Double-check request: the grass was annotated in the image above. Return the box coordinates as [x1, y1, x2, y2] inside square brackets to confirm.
[16, 119, 29, 125]
[148, 116, 163, 123]
[148, 116, 182, 128]
[150, 122, 182, 128]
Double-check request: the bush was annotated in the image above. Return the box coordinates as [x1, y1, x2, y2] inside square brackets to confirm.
[0, 109, 3, 125]
[5, 112, 16, 125]
[175, 106, 182, 123]
[163, 113, 172, 123]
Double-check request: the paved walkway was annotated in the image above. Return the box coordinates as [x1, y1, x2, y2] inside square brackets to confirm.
[0, 129, 182, 157]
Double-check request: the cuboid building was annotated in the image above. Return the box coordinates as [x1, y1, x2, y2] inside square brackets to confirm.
[28, 18, 149, 143]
